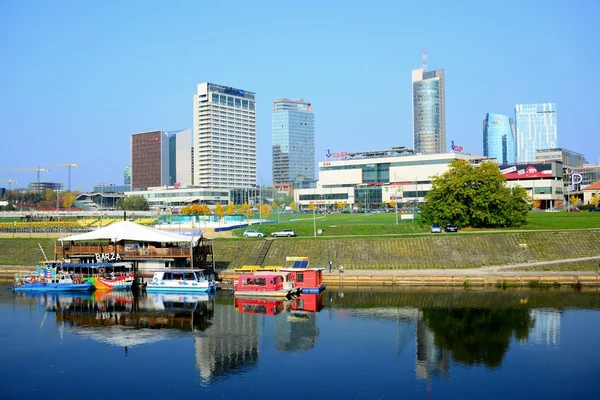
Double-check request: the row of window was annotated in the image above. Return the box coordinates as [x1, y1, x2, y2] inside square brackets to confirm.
[210, 93, 256, 110]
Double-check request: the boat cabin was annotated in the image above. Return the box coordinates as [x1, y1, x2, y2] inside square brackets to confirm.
[279, 267, 325, 293]
[234, 298, 287, 316]
[151, 269, 208, 283]
[235, 273, 290, 294]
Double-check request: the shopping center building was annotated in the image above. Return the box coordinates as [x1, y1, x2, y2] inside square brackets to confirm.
[294, 147, 489, 210]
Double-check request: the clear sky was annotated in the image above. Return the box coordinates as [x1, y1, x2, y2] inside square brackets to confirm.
[1, 0, 598, 191]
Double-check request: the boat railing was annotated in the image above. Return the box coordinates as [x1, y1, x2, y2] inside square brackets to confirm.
[56, 244, 193, 258]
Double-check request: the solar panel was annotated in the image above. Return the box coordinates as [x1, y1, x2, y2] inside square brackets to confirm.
[292, 260, 309, 268]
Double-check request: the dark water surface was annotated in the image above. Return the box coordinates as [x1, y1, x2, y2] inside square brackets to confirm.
[1, 285, 600, 400]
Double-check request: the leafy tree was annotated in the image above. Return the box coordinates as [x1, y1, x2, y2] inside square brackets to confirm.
[387, 200, 396, 209]
[591, 193, 599, 206]
[199, 204, 211, 216]
[308, 201, 316, 211]
[215, 203, 225, 220]
[554, 199, 563, 209]
[190, 204, 201, 215]
[336, 201, 347, 211]
[63, 191, 76, 208]
[245, 207, 253, 218]
[279, 195, 293, 206]
[45, 188, 54, 202]
[569, 195, 579, 208]
[420, 160, 529, 228]
[532, 199, 541, 210]
[117, 195, 149, 211]
[181, 205, 192, 215]
[260, 203, 271, 219]
[225, 203, 235, 215]
[290, 201, 298, 212]
[238, 202, 250, 216]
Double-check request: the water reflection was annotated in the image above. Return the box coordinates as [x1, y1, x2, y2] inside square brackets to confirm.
[6, 286, 593, 389]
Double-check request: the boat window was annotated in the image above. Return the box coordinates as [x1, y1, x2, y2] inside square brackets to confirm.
[184, 273, 194, 280]
[172, 273, 184, 280]
[255, 278, 266, 286]
[297, 273, 304, 282]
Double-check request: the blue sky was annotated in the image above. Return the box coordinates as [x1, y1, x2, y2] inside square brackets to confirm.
[1, 0, 598, 191]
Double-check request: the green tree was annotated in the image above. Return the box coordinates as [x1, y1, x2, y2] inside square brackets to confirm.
[117, 195, 150, 211]
[420, 160, 530, 228]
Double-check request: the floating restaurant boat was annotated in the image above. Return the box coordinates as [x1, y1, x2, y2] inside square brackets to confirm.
[43, 261, 135, 291]
[234, 272, 299, 298]
[146, 269, 217, 293]
[13, 271, 93, 293]
[279, 257, 326, 294]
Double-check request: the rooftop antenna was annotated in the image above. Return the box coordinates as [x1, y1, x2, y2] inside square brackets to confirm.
[422, 45, 427, 71]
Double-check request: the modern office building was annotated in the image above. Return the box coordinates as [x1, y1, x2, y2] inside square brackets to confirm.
[534, 148, 587, 168]
[131, 130, 170, 191]
[272, 99, 315, 187]
[124, 165, 131, 185]
[94, 184, 130, 194]
[483, 113, 516, 164]
[515, 103, 557, 162]
[168, 128, 193, 186]
[193, 83, 257, 188]
[412, 68, 446, 154]
[294, 147, 489, 210]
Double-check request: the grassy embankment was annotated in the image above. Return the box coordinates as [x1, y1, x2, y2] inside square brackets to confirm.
[229, 211, 600, 237]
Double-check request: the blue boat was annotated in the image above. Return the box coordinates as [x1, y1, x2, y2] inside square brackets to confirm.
[13, 273, 94, 292]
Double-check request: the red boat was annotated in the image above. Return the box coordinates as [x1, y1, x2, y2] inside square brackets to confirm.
[279, 257, 326, 294]
[234, 272, 299, 298]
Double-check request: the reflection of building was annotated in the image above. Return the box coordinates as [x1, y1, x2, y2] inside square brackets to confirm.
[515, 103, 557, 163]
[412, 68, 446, 154]
[483, 113, 516, 164]
[194, 303, 259, 383]
[193, 82, 257, 188]
[415, 315, 449, 380]
[272, 99, 315, 188]
[274, 294, 323, 352]
[528, 309, 561, 347]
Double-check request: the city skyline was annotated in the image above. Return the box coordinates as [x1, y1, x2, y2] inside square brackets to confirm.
[1, 1, 599, 190]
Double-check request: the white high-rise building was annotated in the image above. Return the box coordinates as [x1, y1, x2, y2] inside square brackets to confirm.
[193, 83, 257, 188]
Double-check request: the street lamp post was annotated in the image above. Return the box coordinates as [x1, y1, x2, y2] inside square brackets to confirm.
[313, 201, 317, 238]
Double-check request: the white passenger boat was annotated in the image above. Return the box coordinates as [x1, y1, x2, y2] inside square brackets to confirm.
[146, 269, 216, 293]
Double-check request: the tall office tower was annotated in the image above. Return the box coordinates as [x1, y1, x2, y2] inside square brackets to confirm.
[193, 83, 256, 188]
[483, 113, 517, 164]
[124, 165, 131, 185]
[515, 103, 557, 162]
[130, 130, 170, 190]
[272, 99, 315, 187]
[412, 68, 446, 154]
[168, 128, 192, 186]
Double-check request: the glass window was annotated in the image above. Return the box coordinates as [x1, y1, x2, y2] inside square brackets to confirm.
[211, 94, 218, 103]
[242, 100, 248, 109]
[235, 98, 241, 107]
[219, 95, 226, 105]
[249, 101, 255, 111]
[227, 97, 234, 107]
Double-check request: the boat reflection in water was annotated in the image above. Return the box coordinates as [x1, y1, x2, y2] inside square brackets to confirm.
[234, 293, 324, 352]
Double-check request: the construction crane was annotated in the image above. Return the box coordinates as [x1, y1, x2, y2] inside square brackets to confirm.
[4, 168, 50, 192]
[42, 163, 80, 192]
[0, 180, 18, 190]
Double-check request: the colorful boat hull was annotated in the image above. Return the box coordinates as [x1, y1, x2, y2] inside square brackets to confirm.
[85, 274, 135, 291]
[13, 281, 94, 292]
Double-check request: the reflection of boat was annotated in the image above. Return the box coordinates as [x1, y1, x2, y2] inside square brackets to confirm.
[146, 269, 217, 292]
[234, 297, 289, 316]
[234, 272, 299, 298]
[147, 292, 211, 310]
[280, 257, 326, 294]
[43, 261, 135, 291]
[290, 293, 324, 313]
[13, 272, 93, 292]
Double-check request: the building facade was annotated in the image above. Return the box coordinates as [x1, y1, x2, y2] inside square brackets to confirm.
[412, 69, 446, 154]
[483, 113, 516, 164]
[272, 99, 315, 187]
[131, 130, 170, 191]
[124, 165, 131, 186]
[295, 148, 488, 210]
[168, 128, 193, 186]
[515, 103, 557, 163]
[193, 83, 256, 188]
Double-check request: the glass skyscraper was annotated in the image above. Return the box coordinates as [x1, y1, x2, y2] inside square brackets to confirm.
[515, 103, 557, 163]
[272, 99, 315, 186]
[412, 68, 446, 154]
[483, 113, 516, 164]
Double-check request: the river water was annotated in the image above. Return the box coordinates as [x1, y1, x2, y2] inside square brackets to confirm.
[1, 285, 599, 399]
